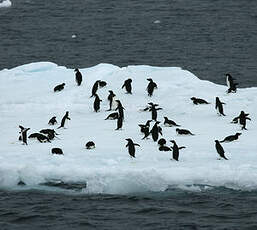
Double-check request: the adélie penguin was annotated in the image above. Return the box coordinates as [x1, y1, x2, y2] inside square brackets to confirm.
[125, 138, 140, 158]
[215, 140, 228, 160]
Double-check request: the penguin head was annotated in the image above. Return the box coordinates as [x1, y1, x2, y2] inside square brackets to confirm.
[109, 90, 113, 94]
[191, 97, 196, 100]
[147, 78, 152, 82]
[62, 83, 66, 86]
[215, 140, 219, 143]
[164, 116, 168, 120]
[236, 133, 242, 136]
[74, 68, 79, 72]
[125, 138, 132, 143]
[175, 128, 180, 132]
[128, 78, 132, 82]
[170, 140, 175, 144]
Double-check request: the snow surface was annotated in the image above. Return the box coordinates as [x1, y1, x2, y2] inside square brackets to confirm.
[0, 0, 12, 8]
[0, 62, 257, 194]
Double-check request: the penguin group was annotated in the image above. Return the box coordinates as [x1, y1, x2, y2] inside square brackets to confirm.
[18, 70, 251, 163]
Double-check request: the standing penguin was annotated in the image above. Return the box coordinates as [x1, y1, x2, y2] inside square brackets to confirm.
[122, 78, 132, 94]
[125, 138, 140, 158]
[148, 103, 162, 121]
[115, 114, 123, 130]
[226, 73, 238, 93]
[90, 80, 100, 97]
[93, 94, 102, 112]
[74, 68, 83, 86]
[215, 97, 226, 116]
[215, 140, 228, 160]
[150, 121, 161, 142]
[115, 100, 125, 120]
[146, 78, 158, 97]
[57, 111, 71, 129]
[19, 125, 30, 145]
[170, 140, 186, 161]
[233, 111, 251, 130]
[107, 90, 116, 111]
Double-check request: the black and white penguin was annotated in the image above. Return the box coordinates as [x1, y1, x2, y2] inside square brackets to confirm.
[215, 140, 228, 160]
[115, 114, 123, 130]
[232, 111, 251, 130]
[29, 133, 51, 143]
[105, 112, 119, 120]
[86, 141, 95, 149]
[139, 120, 152, 139]
[220, 133, 241, 143]
[159, 146, 171, 152]
[170, 140, 186, 161]
[215, 97, 226, 116]
[176, 128, 194, 136]
[122, 78, 132, 94]
[48, 116, 57, 125]
[40, 129, 59, 140]
[158, 138, 166, 146]
[107, 90, 116, 111]
[19, 125, 30, 145]
[146, 78, 158, 97]
[90, 80, 100, 97]
[74, 68, 82, 86]
[163, 117, 180, 127]
[225, 73, 238, 93]
[190, 97, 210, 105]
[115, 100, 125, 121]
[52, 148, 64, 155]
[148, 103, 162, 121]
[150, 121, 162, 142]
[99, 81, 107, 88]
[125, 138, 140, 158]
[57, 111, 71, 129]
[54, 83, 65, 92]
[93, 94, 102, 112]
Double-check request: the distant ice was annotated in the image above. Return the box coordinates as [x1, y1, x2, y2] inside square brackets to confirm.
[72, 34, 77, 38]
[154, 20, 161, 24]
[0, 0, 12, 8]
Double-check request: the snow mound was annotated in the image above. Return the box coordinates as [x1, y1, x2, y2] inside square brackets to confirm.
[0, 62, 257, 194]
[0, 0, 12, 8]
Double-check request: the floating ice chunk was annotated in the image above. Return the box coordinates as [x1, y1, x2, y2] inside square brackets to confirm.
[0, 0, 12, 8]
[153, 20, 161, 24]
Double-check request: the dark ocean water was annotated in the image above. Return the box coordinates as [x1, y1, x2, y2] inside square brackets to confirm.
[1, 0, 257, 229]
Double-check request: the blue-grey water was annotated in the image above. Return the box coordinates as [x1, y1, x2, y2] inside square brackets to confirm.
[1, 0, 257, 229]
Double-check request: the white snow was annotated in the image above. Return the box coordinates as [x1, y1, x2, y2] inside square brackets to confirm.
[0, 0, 12, 8]
[0, 62, 257, 194]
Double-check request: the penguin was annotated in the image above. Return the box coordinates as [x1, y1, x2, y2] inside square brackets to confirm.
[163, 117, 180, 127]
[158, 138, 166, 146]
[19, 125, 30, 145]
[225, 73, 238, 93]
[233, 111, 251, 130]
[170, 140, 186, 161]
[107, 90, 116, 111]
[52, 148, 64, 155]
[86, 141, 95, 149]
[159, 146, 171, 152]
[215, 97, 226, 116]
[90, 80, 100, 97]
[190, 97, 210, 105]
[176, 128, 194, 136]
[146, 78, 157, 96]
[125, 138, 140, 158]
[115, 114, 123, 130]
[139, 105, 151, 112]
[115, 100, 125, 121]
[57, 111, 71, 129]
[48, 116, 57, 125]
[74, 68, 82, 86]
[40, 129, 59, 140]
[122, 78, 132, 94]
[93, 94, 102, 112]
[220, 133, 241, 143]
[139, 120, 151, 132]
[54, 83, 65, 92]
[150, 121, 161, 142]
[99, 81, 107, 88]
[29, 133, 51, 143]
[148, 103, 162, 121]
[105, 112, 119, 120]
[215, 140, 228, 160]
